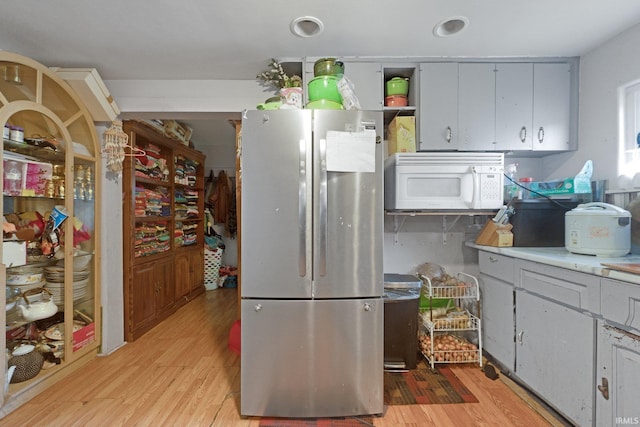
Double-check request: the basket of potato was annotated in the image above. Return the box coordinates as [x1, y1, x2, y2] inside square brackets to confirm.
[419, 333, 479, 363]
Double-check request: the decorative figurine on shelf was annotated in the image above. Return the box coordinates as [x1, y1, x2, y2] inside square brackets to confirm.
[40, 206, 68, 257]
[256, 58, 303, 109]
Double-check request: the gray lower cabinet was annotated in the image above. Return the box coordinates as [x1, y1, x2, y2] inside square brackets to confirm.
[479, 274, 515, 371]
[596, 278, 640, 426]
[515, 289, 595, 426]
[478, 251, 515, 371]
[515, 261, 599, 427]
[477, 251, 599, 426]
[596, 321, 640, 427]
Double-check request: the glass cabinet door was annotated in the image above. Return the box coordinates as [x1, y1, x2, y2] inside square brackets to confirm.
[0, 52, 100, 400]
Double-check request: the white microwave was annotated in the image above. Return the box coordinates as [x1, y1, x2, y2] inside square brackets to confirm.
[384, 152, 504, 210]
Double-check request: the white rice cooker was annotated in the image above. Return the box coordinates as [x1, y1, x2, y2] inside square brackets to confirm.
[565, 202, 631, 257]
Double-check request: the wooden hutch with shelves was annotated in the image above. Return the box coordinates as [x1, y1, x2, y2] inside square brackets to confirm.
[0, 52, 101, 417]
[122, 120, 205, 341]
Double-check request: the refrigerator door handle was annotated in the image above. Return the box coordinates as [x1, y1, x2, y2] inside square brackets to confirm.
[299, 138, 307, 277]
[319, 138, 327, 277]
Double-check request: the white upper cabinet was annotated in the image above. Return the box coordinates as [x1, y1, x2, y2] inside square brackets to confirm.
[532, 63, 572, 151]
[495, 63, 534, 151]
[419, 63, 459, 150]
[458, 63, 496, 151]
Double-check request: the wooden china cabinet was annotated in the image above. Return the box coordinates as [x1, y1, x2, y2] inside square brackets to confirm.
[0, 52, 102, 417]
[122, 120, 206, 342]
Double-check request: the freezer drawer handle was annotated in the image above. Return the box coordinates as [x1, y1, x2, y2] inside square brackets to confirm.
[299, 139, 307, 277]
[319, 138, 328, 277]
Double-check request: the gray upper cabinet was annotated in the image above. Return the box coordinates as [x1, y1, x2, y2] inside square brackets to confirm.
[341, 62, 383, 111]
[458, 63, 496, 151]
[495, 63, 534, 151]
[419, 63, 459, 150]
[495, 62, 572, 151]
[532, 63, 572, 151]
[418, 60, 575, 153]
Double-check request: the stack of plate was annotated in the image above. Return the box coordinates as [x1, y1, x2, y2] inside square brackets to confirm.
[44, 266, 90, 305]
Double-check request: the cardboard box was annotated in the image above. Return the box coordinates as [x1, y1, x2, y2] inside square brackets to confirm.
[3, 240, 27, 267]
[73, 322, 96, 352]
[387, 116, 416, 156]
[24, 160, 53, 196]
[529, 177, 592, 197]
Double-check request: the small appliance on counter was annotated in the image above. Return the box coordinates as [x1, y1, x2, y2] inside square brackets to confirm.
[565, 202, 631, 257]
[510, 199, 580, 247]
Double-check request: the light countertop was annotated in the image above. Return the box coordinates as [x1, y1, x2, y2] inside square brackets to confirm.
[466, 242, 640, 285]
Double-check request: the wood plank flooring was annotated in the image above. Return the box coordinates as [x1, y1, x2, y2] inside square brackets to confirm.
[2, 288, 558, 426]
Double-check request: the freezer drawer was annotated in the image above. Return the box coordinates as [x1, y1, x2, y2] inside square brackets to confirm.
[241, 298, 384, 418]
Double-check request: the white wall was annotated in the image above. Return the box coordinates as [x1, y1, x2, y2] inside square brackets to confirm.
[99, 130, 125, 355]
[543, 23, 640, 190]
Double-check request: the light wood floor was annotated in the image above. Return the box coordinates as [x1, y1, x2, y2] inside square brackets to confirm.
[2, 288, 559, 426]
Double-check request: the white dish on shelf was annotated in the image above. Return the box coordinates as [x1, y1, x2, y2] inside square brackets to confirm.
[11, 344, 35, 356]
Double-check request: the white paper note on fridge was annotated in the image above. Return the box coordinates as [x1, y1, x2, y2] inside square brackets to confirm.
[325, 130, 376, 173]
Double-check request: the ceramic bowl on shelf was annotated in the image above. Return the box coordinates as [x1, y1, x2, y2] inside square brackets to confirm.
[313, 58, 345, 77]
[386, 77, 409, 96]
[385, 95, 408, 107]
[6, 268, 44, 285]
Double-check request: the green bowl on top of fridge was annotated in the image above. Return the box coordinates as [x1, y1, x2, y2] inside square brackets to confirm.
[305, 99, 344, 110]
[307, 76, 342, 104]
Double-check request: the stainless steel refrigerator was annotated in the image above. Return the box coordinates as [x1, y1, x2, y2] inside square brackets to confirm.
[240, 109, 384, 418]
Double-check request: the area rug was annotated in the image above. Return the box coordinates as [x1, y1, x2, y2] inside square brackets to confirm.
[258, 359, 478, 426]
[384, 358, 478, 405]
[259, 417, 374, 427]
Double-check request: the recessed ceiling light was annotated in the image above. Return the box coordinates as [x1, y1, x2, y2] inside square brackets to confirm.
[433, 16, 469, 37]
[290, 16, 324, 38]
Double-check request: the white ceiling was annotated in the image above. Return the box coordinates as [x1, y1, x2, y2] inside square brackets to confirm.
[2, 1, 640, 145]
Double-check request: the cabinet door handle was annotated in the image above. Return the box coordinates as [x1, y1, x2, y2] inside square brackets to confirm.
[488, 256, 498, 263]
[519, 126, 527, 143]
[517, 330, 524, 345]
[446, 126, 452, 143]
[537, 126, 544, 143]
[598, 377, 609, 400]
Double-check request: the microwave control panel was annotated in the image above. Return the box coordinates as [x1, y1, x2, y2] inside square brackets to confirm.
[476, 165, 504, 205]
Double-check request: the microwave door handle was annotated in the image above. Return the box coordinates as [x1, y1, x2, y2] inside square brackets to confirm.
[298, 139, 307, 277]
[319, 138, 328, 277]
[471, 166, 479, 209]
